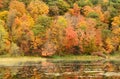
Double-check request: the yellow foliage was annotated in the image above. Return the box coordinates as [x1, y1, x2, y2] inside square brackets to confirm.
[112, 28, 120, 35]
[112, 15, 120, 27]
[32, 37, 42, 49]
[77, 20, 87, 29]
[94, 5, 104, 21]
[105, 38, 114, 53]
[20, 14, 34, 28]
[27, 0, 49, 19]
[83, 6, 94, 16]
[0, 11, 8, 20]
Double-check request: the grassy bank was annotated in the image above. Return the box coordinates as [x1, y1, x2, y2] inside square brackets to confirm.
[0, 54, 120, 61]
[0, 55, 120, 66]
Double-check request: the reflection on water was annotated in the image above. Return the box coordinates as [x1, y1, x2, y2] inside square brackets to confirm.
[1, 60, 120, 79]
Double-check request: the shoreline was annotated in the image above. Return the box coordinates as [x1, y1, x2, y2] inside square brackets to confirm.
[0, 55, 119, 66]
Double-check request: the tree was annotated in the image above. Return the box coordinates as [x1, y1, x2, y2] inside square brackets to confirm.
[55, 0, 70, 15]
[76, 0, 91, 7]
[104, 38, 114, 53]
[0, 0, 11, 10]
[32, 15, 52, 50]
[27, 0, 49, 19]
[7, 9, 17, 30]
[87, 12, 99, 19]
[9, 0, 26, 17]
[10, 14, 34, 41]
[65, 26, 78, 49]
[41, 16, 68, 56]
[82, 6, 94, 16]
[36, 15, 52, 28]
[69, 3, 80, 16]
[11, 14, 34, 54]
[94, 5, 105, 21]
[49, 6, 59, 16]
[65, 0, 78, 7]
[0, 20, 8, 54]
[43, 0, 70, 15]
[18, 0, 32, 6]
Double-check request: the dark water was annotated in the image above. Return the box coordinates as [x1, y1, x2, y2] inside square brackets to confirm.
[1, 60, 120, 79]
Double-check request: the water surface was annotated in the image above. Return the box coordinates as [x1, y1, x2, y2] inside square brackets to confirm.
[1, 59, 120, 79]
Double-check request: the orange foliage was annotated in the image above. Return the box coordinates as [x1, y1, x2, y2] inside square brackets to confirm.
[9, 0, 26, 17]
[65, 26, 78, 49]
[94, 5, 105, 21]
[69, 3, 80, 16]
[0, 0, 3, 8]
[104, 38, 114, 53]
[95, 29, 102, 46]
[82, 6, 94, 16]
[41, 42, 57, 56]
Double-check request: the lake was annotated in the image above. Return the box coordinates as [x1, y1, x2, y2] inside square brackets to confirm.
[0, 59, 120, 79]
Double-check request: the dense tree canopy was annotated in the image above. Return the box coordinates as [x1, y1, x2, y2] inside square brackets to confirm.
[0, 0, 119, 56]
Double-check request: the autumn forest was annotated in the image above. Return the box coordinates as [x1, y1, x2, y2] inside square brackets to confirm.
[0, 0, 120, 57]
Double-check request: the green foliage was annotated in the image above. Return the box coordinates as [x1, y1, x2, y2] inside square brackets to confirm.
[36, 15, 52, 27]
[56, 0, 70, 15]
[49, 6, 59, 16]
[57, 16, 68, 28]
[76, 0, 91, 7]
[87, 12, 99, 19]
[32, 25, 46, 36]
[0, 0, 119, 56]
[44, 0, 70, 15]
[101, 2, 109, 11]
[65, 0, 78, 7]
[96, 21, 108, 29]
[90, 0, 101, 5]
[102, 29, 113, 39]
[82, 39, 97, 54]
[32, 15, 52, 37]
[18, 0, 32, 6]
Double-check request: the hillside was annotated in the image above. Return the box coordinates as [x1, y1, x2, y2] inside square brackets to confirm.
[0, 0, 119, 57]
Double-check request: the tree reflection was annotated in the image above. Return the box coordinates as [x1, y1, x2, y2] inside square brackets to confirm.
[0, 60, 120, 79]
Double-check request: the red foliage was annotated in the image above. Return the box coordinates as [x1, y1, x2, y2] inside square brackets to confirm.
[65, 26, 78, 49]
